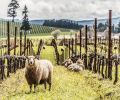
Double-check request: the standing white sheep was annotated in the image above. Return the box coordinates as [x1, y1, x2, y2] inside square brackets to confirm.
[25, 56, 53, 92]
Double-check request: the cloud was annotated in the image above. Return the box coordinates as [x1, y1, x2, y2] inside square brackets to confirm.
[0, 0, 120, 20]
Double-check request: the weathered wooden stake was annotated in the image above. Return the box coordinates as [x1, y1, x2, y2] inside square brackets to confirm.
[79, 29, 82, 58]
[114, 60, 118, 84]
[29, 39, 31, 55]
[75, 33, 77, 56]
[20, 31, 22, 56]
[93, 18, 97, 73]
[7, 21, 10, 77]
[68, 39, 71, 58]
[14, 27, 17, 55]
[24, 31, 27, 56]
[119, 36, 120, 54]
[27, 39, 29, 56]
[85, 25, 88, 69]
[71, 38, 74, 57]
[108, 10, 112, 80]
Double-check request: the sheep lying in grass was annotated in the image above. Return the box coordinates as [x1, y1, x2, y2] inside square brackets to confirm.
[67, 58, 84, 72]
[62, 58, 73, 67]
[25, 56, 53, 93]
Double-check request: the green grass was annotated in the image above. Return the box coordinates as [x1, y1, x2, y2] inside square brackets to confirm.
[0, 46, 120, 100]
[0, 67, 97, 100]
[0, 36, 120, 100]
[1, 65, 120, 100]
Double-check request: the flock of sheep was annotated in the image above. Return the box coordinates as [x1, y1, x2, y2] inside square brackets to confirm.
[25, 55, 84, 93]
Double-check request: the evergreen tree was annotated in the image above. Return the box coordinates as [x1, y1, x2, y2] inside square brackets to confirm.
[20, 5, 31, 55]
[7, 0, 20, 22]
[20, 5, 31, 31]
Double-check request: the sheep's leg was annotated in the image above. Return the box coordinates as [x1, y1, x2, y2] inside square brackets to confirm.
[47, 76, 51, 91]
[44, 80, 47, 90]
[48, 82, 51, 91]
[34, 84, 37, 93]
[29, 85, 32, 93]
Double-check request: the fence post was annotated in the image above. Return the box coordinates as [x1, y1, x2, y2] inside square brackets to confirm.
[85, 25, 88, 69]
[14, 27, 17, 55]
[7, 21, 10, 77]
[68, 39, 71, 58]
[79, 29, 82, 58]
[24, 31, 27, 56]
[20, 31, 22, 56]
[108, 10, 112, 80]
[93, 18, 97, 73]
[27, 39, 29, 56]
[118, 36, 120, 54]
[75, 33, 77, 56]
[114, 60, 118, 84]
[29, 39, 31, 55]
[71, 38, 74, 57]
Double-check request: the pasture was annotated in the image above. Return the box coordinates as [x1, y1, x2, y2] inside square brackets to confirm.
[0, 10, 120, 100]
[0, 46, 120, 100]
[0, 44, 119, 100]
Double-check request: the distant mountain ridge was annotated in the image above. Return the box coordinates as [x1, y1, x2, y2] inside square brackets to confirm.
[30, 17, 120, 26]
[0, 17, 120, 26]
[77, 17, 120, 26]
[30, 20, 44, 25]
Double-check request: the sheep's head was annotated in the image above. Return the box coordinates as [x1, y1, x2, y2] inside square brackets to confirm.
[26, 56, 36, 67]
[65, 58, 73, 67]
[76, 59, 83, 65]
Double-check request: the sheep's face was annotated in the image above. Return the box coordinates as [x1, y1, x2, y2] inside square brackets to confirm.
[65, 58, 73, 67]
[76, 59, 83, 65]
[27, 56, 35, 66]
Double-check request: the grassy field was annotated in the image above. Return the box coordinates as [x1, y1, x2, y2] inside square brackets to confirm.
[0, 46, 120, 100]
[1, 65, 120, 100]
[0, 66, 96, 100]
[0, 31, 120, 100]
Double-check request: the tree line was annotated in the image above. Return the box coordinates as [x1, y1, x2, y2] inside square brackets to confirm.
[43, 19, 84, 30]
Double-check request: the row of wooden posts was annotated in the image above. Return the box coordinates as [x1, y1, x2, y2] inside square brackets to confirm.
[0, 21, 34, 78]
[0, 19, 49, 79]
[61, 10, 120, 84]
[0, 10, 120, 84]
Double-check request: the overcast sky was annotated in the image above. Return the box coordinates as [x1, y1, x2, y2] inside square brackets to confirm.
[0, 0, 120, 20]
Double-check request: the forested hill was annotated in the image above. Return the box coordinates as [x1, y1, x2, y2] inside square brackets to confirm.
[43, 19, 84, 30]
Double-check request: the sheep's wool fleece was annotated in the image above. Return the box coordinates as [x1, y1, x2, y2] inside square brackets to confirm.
[25, 59, 53, 83]
[36, 60, 52, 79]
[38, 60, 53, 79]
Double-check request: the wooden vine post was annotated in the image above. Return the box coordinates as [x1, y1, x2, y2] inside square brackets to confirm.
[7, 21, 10, 77]
[108, 10, 112, 80]
[68, 39, 71, 58]
[24, 31, 27, 56]
[118, 36, 120, 54]
[20, 31, 22, 56]
[71, 38, 74, 57]
[75, 33, 77, 56]
[79, 29, 82, 58]
[93, 18, 97, 73]
[85, 25, 88, 69]
[14, 27, 17, 55]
